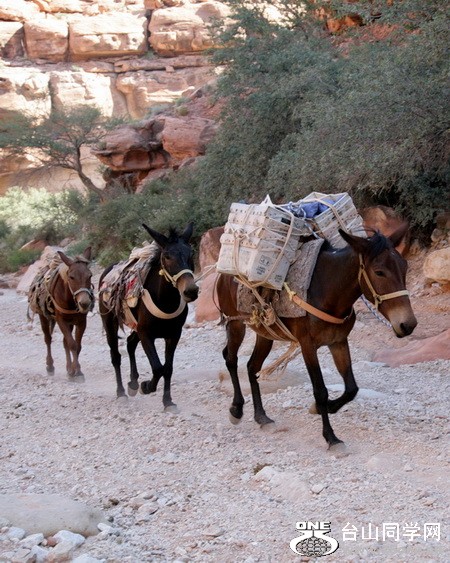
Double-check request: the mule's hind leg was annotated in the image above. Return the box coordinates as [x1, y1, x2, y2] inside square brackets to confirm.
[103, 312, 126, 397]
[127, 331, 140, 396]
[222, 320, 246, 423]
[326, 340, 359, 414]
[247, 335, 274, 426]
[39, 315, 55, 373]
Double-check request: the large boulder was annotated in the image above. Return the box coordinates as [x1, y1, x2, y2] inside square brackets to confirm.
[93, 114, 217, 175]
[360, 205, 410, 255]
[0, 493, 106, 536]
[69, 13, 147, 59]
[49, 70, 127, 117]
[195, 226, 224, 323]
[423, 247, 450, 284]
[0, 0, 39, 22]
[92, 118, 167, 172]
[115, 65, 214, 119]
[24, 17, 69, 61]
[373, 329, 450, 367]
[0, 66, 51, 120]
[0, 22, 24, 58]
[161, 115, 217, 161]
[149, 2, 232, 57]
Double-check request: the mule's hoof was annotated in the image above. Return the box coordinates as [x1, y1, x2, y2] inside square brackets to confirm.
[260, 421, 277, 432]
[164, 404, 179, 414]
[68, 374, 85, 383]
[46, 367, 55, 374]
[128, 381, 139, 397]
[140, 381, 155, 395]
[309, 403, 319, 414]
[328, 442, 349, 458]
[229, 413, 242, 425]
[117, 395, 128, 403]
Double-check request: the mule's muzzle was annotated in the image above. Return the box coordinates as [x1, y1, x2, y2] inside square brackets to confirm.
[392, 316, 418, 338]
[75, 288, 95, 313]
[178, 275, 199, 303]
[182, 283, 199, 303]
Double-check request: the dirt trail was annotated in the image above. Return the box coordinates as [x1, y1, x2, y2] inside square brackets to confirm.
[0, 274, 449, 562]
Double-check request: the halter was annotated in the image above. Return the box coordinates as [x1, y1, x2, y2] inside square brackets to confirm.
[159, 265, 194, 288]
[358, 254, 409, 310]
[136, 261, 195, 320]
[52, 263, 94, 314]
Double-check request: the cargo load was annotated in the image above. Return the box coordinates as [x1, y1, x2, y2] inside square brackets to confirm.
[217, 192, 365, 290]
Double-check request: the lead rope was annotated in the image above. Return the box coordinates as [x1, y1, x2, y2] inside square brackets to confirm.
[359, 295, 392, 328]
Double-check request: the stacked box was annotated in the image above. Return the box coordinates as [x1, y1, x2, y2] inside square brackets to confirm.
[298, 192, 365, 248]
[217, 201, 309, 290]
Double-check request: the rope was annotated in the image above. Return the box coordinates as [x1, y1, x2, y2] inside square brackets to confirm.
[359, 295, 392, 328]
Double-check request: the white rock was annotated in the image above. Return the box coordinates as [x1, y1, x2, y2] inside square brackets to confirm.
[7, 526, 26, 540]
[19, 532, 45, 548]
[54, 530, 85, 548]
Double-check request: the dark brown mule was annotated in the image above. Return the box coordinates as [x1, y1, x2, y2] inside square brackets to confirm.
[28, 247, 94, 377]
[99, 224, 199, 412]
[217, 227, 417, 448]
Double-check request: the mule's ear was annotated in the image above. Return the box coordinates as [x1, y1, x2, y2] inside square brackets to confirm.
[181, 222, 194, 243]
[57, 251, 74, 267]
[338, 229, 370, 253]
[388, 221, 409, 249]
[142, 224, 168, 247]
[83, 246, 92, 261]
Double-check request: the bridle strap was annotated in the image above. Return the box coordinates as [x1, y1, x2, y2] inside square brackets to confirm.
[358, 254, 409, 310]
[49, 265, 94, 315]
[159, 266, 194, 287]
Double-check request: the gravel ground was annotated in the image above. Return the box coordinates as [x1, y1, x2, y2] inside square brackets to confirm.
[0, 278, 449, 562]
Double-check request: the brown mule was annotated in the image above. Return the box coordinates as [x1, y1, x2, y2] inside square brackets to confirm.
[28, 247, 94, 377]
[217, 227, 417, 448]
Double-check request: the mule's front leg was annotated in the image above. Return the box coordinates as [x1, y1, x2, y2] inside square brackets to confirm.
[159, 336, 182, 412]
[223, 320, 246, 423]
[139, 335, 164, 396]
[58, 318, 82, 377]
[303, 342, 342, 447]
[326, 341, 358, 414]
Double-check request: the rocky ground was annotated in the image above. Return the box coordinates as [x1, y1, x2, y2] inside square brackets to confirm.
[0, 255, 449, 562]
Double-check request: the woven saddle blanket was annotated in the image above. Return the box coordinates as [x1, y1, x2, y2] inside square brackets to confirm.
[99, 242, 158, 318]
[237, 238, 324, 317]
[28, 254, 68, 320]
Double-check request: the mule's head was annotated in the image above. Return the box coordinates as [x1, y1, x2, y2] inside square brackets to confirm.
[340, 227, 417, 338]
[142, 222, 199, 303]
[58, 246, 94, 313]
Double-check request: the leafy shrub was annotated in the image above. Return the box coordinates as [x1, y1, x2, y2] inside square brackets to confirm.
[0, 248, 41, 273]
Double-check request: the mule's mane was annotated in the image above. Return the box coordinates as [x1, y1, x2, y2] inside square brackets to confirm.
[323, 231, 393, 262]
[365, 232, 393, 261]
[147, 228, 185, 269]
[72, 255, 90, 265]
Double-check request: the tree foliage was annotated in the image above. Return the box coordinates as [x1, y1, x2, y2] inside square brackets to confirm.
[195, 0, 449, 237]
[0, 106, 118, 202]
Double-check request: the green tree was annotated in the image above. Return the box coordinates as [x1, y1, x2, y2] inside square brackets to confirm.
[197, 0, 449, 236]
[0, 106, 117, 202]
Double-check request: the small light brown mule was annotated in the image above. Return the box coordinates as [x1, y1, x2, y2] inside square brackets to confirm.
[29, 247, 94, 377]
[217, 227, 417, 449]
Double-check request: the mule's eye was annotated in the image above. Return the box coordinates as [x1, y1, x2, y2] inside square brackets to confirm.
[375, 270, 385, 277]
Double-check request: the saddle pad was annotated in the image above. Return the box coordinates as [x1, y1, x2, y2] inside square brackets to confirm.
[237, 238, 324, 317]
[99, 242, 158, 312]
